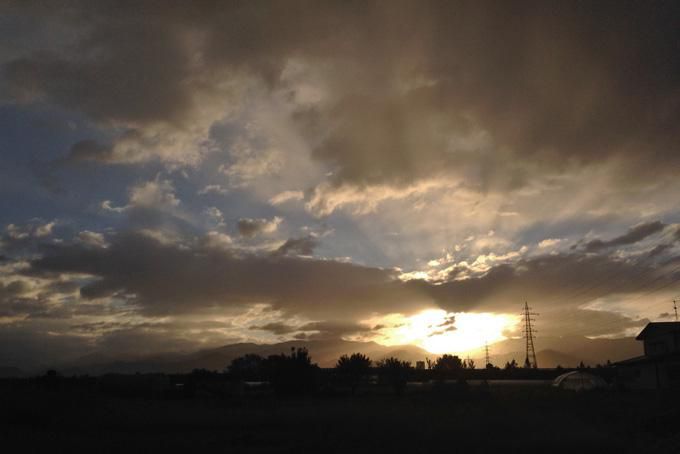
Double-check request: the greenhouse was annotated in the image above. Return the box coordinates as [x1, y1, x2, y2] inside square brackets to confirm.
[552, 371, 607, 391]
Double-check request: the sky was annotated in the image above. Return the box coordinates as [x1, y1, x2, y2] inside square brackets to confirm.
[1, 1, 680, 369]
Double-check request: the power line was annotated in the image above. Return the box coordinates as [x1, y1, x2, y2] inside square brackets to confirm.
[534, 261, 680, 332]
[674, 300, 679, 321]
[538, 257, 680, 313]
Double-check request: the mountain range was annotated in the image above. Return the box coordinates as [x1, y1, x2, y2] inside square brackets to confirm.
[0, 335, 644, 377]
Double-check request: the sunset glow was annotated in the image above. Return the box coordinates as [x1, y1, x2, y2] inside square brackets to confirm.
[1, 1, 679, 373]
[364, 310, 520, 355]
[3, 3, 678, 450]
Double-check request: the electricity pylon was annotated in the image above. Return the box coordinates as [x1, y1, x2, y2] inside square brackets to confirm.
[522, 302, 539, 369]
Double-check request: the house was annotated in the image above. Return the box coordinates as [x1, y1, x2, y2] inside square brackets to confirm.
[615, 322, 680, 390]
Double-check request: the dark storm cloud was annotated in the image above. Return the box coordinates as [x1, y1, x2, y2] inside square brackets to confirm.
[583, 221, 666, 252]
[2, 1, 678, 187]
[424, 252, 680, 316]
[302, 0, 680, 190]
[2, 7, 194, 127]
[19, 224, 680, 333]
[27, 231, 428, 318]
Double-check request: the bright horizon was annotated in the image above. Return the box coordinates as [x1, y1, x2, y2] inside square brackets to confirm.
[354, 310, 519, 355]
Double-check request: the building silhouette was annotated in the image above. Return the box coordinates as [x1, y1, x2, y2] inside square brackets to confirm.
[616, 322, 680, 390]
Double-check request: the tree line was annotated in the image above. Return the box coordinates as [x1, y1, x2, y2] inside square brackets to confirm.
[225, 348, 581, 396]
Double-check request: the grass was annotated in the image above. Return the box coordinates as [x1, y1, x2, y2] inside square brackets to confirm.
[1, 384, 679, 453]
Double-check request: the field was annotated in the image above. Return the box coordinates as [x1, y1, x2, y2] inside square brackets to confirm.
[1, 381, 679, 453]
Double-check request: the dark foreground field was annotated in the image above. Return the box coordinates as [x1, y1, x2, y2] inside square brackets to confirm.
[1, 384, 679, 453]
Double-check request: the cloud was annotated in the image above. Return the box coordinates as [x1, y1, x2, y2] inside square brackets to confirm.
[0, 218, 674, 370]
[269, 190, 304, 206]
[274, 236, 318, 257]
[249, 322, 299, 335]
[0, 270, 93, 322]
[100, 178, 181, 215]
[75, 231, 108, 248]
[237, 216, 282, 238]
[204, 207, 225, 228]
[538, 238, 561, 249]
[3, 3, 680, 366]
[17, 222, 678, 332]
[198, 184, 228, 196]
[1, 220, 58, 258]
[250, 320, 373, 340]
[5, 220, 55, 240]
[219, 147, 284, 188]
[306, 179, 453, 217]
[2, 1, 677, 187]
[65, 139, 115, 164]
[583, 221, 666, 252]
[25, 230, 427, 319]
[201, 231, 233, 250]
[128, 178, 180, 209]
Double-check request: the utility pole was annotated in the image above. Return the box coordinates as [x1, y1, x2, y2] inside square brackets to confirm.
[521, 302, 539, 369]
[484, 341, 491, 368]
[674, 300, 678, 322]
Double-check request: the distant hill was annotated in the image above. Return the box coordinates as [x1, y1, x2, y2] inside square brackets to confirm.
[487, 349, 585, 369]
[54, 335, 643, 375]
[60, 340, 432, 375]
[472, 336, 642, 368]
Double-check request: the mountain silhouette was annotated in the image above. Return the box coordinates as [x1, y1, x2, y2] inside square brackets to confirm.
[52, 335, 642, 375]
[473, 335, 642, 368]
[58, 340, 431, 375]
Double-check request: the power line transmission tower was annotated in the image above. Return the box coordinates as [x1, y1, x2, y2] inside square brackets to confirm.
[674, 300, 678, 321]
[521, 302, 539, 369]
[484, 341, 491, 368]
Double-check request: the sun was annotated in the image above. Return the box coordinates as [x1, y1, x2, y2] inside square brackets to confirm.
[364, 309, 519, 355]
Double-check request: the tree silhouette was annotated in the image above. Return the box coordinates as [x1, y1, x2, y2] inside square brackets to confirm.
[263, 347, 319, 395]
[425, 357, 434, 370]
[433, 354, 463, 379]
[335, 353, 372, 395]
[228, 354, 265, 381]
[376, 357, 412, 395]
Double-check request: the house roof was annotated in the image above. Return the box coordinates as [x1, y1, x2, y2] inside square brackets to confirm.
[614, 355, 648, 366]
[635, 322, 680, 340]
[615, 353, 680, 366]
